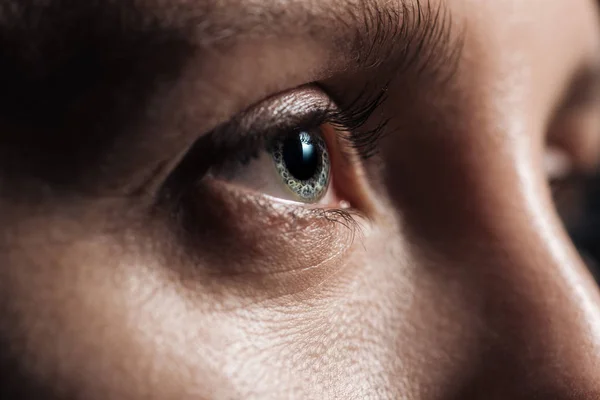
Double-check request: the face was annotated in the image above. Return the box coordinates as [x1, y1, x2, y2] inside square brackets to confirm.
[1, 0, 600, 398]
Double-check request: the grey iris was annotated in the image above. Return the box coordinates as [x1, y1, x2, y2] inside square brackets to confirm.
[270, 129, 330, 202]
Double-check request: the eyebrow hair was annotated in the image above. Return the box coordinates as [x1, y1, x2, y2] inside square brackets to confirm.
[192, 0, 459, 73]
[0, 0, 460, 84]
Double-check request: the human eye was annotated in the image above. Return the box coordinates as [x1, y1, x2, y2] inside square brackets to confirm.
[161, 85, 385, 213]
[210, 124, 335, 204]
[207, 95, 339, 206]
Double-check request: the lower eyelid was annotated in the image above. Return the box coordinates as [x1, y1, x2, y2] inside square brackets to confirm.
[174, 182, 362, 280]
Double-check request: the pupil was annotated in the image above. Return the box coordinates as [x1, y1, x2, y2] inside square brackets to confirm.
[282, 131, 320, 181]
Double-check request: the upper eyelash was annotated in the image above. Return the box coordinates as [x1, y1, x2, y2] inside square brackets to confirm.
[210, 84, 390, 166]
[324, 84, 389, 159]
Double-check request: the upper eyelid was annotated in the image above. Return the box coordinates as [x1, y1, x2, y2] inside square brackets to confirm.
[208, 83, 390, 158]
[212, 87, 334, 143]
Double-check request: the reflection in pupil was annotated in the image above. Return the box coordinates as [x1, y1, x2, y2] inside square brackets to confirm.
[282, 131, 319, 181]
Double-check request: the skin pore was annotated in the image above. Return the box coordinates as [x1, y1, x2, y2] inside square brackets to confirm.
[1, 0, 600, 399]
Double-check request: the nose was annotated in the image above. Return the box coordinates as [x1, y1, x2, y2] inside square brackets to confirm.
[388, 128, 600, 398]
[456, 207, 600, 399]
[468, 144, 600, 398]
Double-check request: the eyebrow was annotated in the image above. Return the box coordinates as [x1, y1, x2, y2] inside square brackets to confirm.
[0, 0, 460, 86]
[179, 0, 459, 75]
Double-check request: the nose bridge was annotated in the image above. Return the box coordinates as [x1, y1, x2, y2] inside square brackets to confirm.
[400, 119, 600, 394]
[454, 172, 600, 396]
[385, 124, 600, 395]
[456, 240, 600, 398]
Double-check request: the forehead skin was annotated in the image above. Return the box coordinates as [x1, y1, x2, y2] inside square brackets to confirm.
[1, 0, 600, 399]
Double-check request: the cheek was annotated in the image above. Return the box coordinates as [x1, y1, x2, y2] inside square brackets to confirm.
[0, 196, 371, 398]
[0, 233, 375, 398]
[0, 245, 238, 399]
